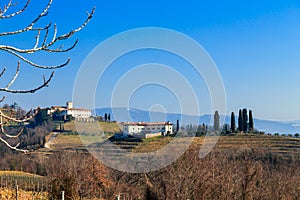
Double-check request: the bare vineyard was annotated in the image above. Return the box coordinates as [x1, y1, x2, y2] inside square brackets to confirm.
[0, 174, 48, 199]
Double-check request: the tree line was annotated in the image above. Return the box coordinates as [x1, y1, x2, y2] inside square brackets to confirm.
[213, 108, 254, 133]
[95, 113, 111, 122]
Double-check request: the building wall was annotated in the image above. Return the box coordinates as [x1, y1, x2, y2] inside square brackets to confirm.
[123, 122, 173, 135]
[61, 109, 91, 118]
[67, 109, 92, 118]
[66, 101, 73, 109]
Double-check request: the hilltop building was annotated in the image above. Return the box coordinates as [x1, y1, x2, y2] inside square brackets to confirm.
[47, 101, 91, 119]
[120, 121, 173, 138]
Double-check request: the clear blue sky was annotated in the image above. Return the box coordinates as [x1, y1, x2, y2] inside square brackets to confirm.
[1, 0, 300, 121]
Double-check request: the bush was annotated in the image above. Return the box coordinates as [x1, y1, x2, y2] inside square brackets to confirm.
[46, 152, 109, 200]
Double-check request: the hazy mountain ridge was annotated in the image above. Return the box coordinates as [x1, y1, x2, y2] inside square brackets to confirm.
[95, 108, 300, 134]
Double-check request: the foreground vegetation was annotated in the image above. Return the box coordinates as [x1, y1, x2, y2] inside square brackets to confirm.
[1, 119, 300, 199]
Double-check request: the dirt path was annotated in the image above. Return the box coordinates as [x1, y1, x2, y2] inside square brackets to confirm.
[44, 132, 58, 148]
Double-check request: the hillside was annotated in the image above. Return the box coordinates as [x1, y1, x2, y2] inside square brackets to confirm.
[95, 107, 300, 134]
[133, 134, 300, 157]
[47, 121, 121, 150]
[48, 128, 300, 159]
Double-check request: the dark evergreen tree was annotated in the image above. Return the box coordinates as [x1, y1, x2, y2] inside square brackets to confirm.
[223, 124, 230, 134]
[230, 112, 236, 133]
[34, 109, 51, 126]
[104, 113, 107, 122]
[238, 109, 243, 132]
[202, 123, 206, 132]
[213, 111, 220, 131]
[242, 108, 248, 132]
[176, 119, 179, 132]
[196, 125, 202, 136]
[249, 110, 254, 132]
[108, 113, 111, 122]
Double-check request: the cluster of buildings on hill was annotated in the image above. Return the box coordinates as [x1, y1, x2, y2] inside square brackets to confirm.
[46, 101, 174, 138]
[47, 101, 93, 122]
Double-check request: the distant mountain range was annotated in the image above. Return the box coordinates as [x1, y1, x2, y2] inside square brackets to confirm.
[95, 108, 300, 134]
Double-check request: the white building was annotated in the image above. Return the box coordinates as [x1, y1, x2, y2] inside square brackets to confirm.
[121, 121, 173, 138]
[48, 101, 92, 119]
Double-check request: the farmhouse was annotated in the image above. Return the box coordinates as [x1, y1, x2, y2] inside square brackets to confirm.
[48, 101, 91, 119]
[121, 121, 173, 138]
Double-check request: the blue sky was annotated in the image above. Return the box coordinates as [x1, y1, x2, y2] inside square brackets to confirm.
[1, 0, 300, 121]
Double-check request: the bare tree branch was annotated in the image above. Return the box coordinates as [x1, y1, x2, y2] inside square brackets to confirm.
[0, 70, 54, 93]
[0, 0, 94, 152]
[0, 136, 27, 153]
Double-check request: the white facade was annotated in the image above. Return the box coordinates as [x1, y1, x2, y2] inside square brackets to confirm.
[48, 102, 91, 119]
[61, 108, 91, 118]
[122, 122, 173, 136]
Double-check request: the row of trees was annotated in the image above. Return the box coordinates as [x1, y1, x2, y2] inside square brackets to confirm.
[235, 108, 254, 133]
[213, 108, 254, 133]
[104, 113, 111, 122]
[95, 113, 111, 122]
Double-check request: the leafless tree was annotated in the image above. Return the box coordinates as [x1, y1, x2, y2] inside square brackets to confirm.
[0, 0, 94, 152]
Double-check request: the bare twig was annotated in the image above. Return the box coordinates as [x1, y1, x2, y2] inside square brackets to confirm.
[0, 71, 54, 93]
[0, 0, 31, 19]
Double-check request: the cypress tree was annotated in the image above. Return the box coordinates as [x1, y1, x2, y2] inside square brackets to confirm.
[214, 111, 220, 131]
[104, 113, 107, 122]
[176, 119, 179, 132]
[231, 112, 236, 133]
[203, 123, 206, 132]
[249, 110, 254, 132]
[242, 108, 248, 132]
[238, 109, 243, 132]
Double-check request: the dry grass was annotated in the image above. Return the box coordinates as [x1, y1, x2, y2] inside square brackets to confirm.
[50, 134, 84, 150]
[0, 189, 47, 200]
[0, 171, 42, 178]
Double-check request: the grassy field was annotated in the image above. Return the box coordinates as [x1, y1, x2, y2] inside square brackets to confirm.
[63, 121, 121, 133]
